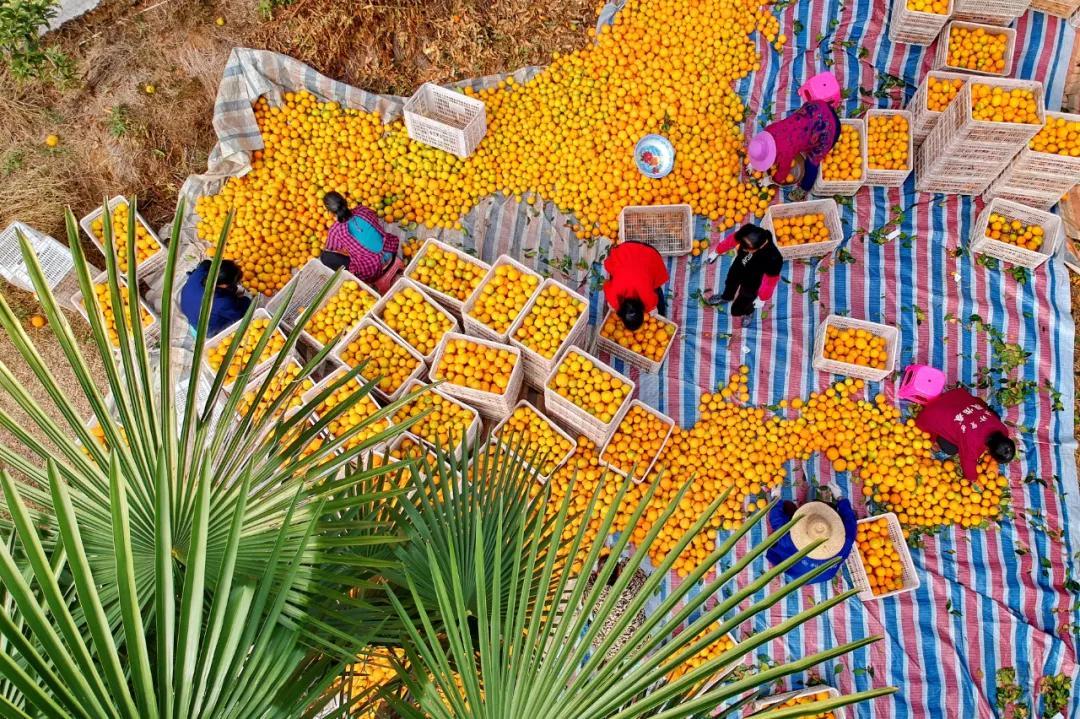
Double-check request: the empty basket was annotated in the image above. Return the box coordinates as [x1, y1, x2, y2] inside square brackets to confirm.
[403, 83, 487, 159]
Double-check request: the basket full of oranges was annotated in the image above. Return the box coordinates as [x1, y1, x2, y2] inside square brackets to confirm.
[985, 111, 1080, 210]
[971, 198, 1063, 269]
[888, 0, 952, 46]
[429, 332, 524, 420]
[935, 21, 1015, 77]
[404, 238, 491, 315]
[761, 199, 844, 261]
[595, 309, 677, 374]
[544, 348, 635, 444]
[462, 256, 543, 342]
[371, 278, 460, 363]
[203, 309, 289, 389]
[333, 318, 428, 402]
[80, 197, 165, 275]
[508, 278, 590, 388]
[812, 119, 866, 197]
[846, 513, 920, 601]
[267, 260, 379, 350]
[865, 109, 914, 187]
[491, 400, 578, 480]
[598, 400, 675, 483]
[813, 315, 898, 382]
[71, 272, 158, 350]
[907, 71, 969, 146]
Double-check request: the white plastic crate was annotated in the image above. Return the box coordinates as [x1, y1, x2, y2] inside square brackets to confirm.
[370, 277, 460, 363]
[403, 83, 487, 159]
[953, 0, 1031, 24]
[594, 309, 677, 374]
[865, 109, 915, 187]
[0, 222, 74, 293]
[403, 237, 490, 315]
[752, 685, 844, 716]
[618, 204, 694, 256]
[761, 198, 844, 261]
[428, 332, 524, 421]
[915, 148, 1002, 195]
[1030, 0, 1080, 16]
[812, 119, 867, 197]
[265, 259, 379, 344]
[300, 368, 394, 457]
[508, 278, 591, 389]
[907, 70, 972, 147]
[394, 378, 480, 460]
[598, 400, 675, 484]
[78, 196, 165, 273]
[934, 22, 1017, 76]
[812, 314, 899, 382]
[70, 271, 160, 350]
[232, 355, 307, 423]
[970, 198, 1063, 269]
[203, 308, 288, 390]
[846, 512, 921, 601]
[331, 317, 428, 402]
[461, 255, 543, 342]
[982, 177, 1063, 211]
[543, 347, 635, 445]
[888, 0, 954, 45]
[490, 400, 578, 481]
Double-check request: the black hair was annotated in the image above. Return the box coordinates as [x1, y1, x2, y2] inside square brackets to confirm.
[198, 258, 242, 289]
[987, 432, 1016, 463]
[617, 297, 645, 332]
[735, 224, 772, 251]
[323, 191, 352, 223]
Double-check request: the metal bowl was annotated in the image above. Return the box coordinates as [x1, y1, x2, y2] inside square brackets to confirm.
[634, 134, 675, 179]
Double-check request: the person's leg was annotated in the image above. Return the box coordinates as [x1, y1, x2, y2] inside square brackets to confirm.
[937, 437, 958, 456]
[718, 265, 742, 302]
[655, 287, 667, 317]
[730, 283, 757, 316]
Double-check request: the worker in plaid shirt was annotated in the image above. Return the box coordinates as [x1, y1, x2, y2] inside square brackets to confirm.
[321, 192, 401, 288]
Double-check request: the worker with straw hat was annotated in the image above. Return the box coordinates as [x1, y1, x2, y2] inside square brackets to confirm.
[766, 491, 856, 583]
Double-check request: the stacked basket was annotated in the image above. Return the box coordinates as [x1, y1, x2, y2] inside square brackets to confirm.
[969, 198, 1064, 268]
[888, 0, 954, 45]
[952, 0, 1031, 24]
[907, 70, 972, 147]
[984, 111, 1080, 210]
[1029, 0, 1080, 16]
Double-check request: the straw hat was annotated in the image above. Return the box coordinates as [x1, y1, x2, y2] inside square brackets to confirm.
[790, 502, 846, 560]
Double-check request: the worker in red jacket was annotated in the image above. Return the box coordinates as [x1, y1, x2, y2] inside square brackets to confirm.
[602, 241, 670, 330]
[915, 387, 1016, 481]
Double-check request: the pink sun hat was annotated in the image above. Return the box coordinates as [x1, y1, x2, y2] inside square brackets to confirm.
[747, 131, 777, 172]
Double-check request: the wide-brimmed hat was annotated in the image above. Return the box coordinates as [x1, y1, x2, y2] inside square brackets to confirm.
[791, 502, 847, 560]
[747, 132, 777, 172]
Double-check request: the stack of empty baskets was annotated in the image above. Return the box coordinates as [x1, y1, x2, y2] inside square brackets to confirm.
[952, 0, 1032, 24]
[984, 111, 1080, 209]
[1028, 0, 1080, 17]
[916, 77, 1045, 196]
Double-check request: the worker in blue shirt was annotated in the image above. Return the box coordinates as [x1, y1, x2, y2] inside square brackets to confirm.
[180, 259, 251, 337]
[766, 495, 856, 584]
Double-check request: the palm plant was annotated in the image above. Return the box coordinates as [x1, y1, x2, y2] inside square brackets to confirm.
[0, 201, 416, 718]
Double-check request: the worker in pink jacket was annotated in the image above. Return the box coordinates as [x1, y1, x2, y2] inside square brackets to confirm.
[748, 99, 842, 192]
[704, 224, 783, 317]
[915, 388, 1015, 481]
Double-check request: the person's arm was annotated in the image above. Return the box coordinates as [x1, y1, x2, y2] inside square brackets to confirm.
[603, 281, 620, 311]
[959, 448, 981, 483]
[758, 273, 781, 301]
[710, 234, 738, 254]
[799, 161, 820, 191]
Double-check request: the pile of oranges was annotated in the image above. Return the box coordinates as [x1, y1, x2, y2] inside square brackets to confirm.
[600, 404, 672, 482]
[236, 360, 313, 423]
[855, 518, 907, 596]
[819, 124, 863, 182]
[195, 0, 780, 292]
[512, 283, 586, 359]
[823, 325, 889, 369]
[946, 26, 1009, 75]
[599, 311, 676, 363]
[393, 385, 477, 449]
[466, 263, 540, 335]
[407, 243, 488, 302]
[906, 0, 948, 13]
[495, 403, 575, 476]
[302, 280, 377, 345]
[768, 690, 837, 719]
[388, 435, 436, 464]
[339, 323, 422, 396]
[986, 213, 1045, 251]
[378, 285, 455, 357]
[85, 282, 154, 347]
[666, 627, 736, 683]
[314, 373, 390, 452]
[771, 214, 831, 248]
[867, 113, 910, 171]
[1028, 114, 1080, 156]
[433, 337, 518, 395]
[90, 202, 162, 273]
[340, 647, 404, 716]
[971, 85, 1040, 124]
[549, 350, 631, 423]
[927, 76, 966, 112]
[206, 317, 287, 386]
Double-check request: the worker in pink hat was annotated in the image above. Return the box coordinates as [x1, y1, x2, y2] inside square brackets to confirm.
[748, 96, 842, 192]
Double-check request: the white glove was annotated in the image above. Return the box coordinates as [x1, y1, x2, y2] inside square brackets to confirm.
[704, 248, 720, 264]
[754, 298, 766, 309]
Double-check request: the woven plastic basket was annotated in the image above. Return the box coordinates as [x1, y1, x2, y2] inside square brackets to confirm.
[70, 271, 160, 350]
[508, 278, 591, 389]
[1030, 0, 1080, 16]
[618, 204, 694, 256]
[203, 308, 289, 390]
[846, 512, 921, 601]
[79, 196, 166, 274]
[970, 198, 1063, 269]
[265, 259, 379, 349]
[0, 222, 74, 294]
[812, 314, 900, 382]
[812, 119, 867, 197]
[597, 400, 675, 483]
[461, 255, 544, 342]
[331, 317, 428, 402]
[403, 237, 491, 315]
[982, 176, 1063, 211]
[865, 109, 915, 187]
[594, 308, 678, 374]
[370, 277, 460, 363]
[490, 400, 578, 481]
[915, 149, 1002, 195]
[933, 21, 1017, 75]
[300, 368, 395, 457]
[394, 379, 481, 460]
[752, 686, 844, 716]
[403, 83, 487, 159]
[888, 0, 955, 45]
[543, 347, 635, 445]
[908, 70, 972, 147]
[428, 332, 524, 421]
[761, 198, 844, 260]
[952, 0, 1032, 24]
